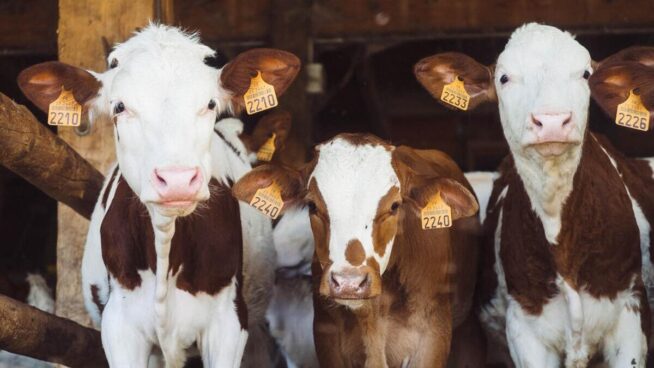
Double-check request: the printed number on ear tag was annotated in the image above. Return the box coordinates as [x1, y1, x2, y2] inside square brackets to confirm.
[616, 90, 650, 132]
[250, 182, 284, 219]
[244, 71, 278, 115]
[421, 191, 452, 230]
[440, 77, 470, 111]
[48, 88, 82, 127]
[256, 133, 277, 162]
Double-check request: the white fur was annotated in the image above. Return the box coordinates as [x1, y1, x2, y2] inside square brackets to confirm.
[464, 171, 498, 224]
[273, 207, 314, 268]
[80, 25, 276, 367]
[310, 138, 399, 277]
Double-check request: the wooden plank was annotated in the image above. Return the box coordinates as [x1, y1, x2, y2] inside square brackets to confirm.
[0, 0, 57, 53]
[0, 295, 107, 368]
[56, 0, 157, 326]
[0, 92, 103, 219]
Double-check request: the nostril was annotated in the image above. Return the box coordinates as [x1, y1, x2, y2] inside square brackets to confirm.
[331, 273, 340, 288]
[190, 170, 200, 185]
[531, 115, 543, 128]
[562, 115, 572, 126]
[358, 274, 369, 289]
[154, 171, 167, 186]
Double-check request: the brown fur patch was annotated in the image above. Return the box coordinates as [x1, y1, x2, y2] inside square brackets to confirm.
[307, 178, 331, 268]
[372, 186, 401, 258]
[367, 257, 380, 273]
[345, 239, 365, 266]
[332, 132, 392, 150]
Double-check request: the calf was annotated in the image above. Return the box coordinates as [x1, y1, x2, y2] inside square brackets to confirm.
[233, 133, 483, 367]
[415, 23, 654, 367]
[18, 24, 299, 367]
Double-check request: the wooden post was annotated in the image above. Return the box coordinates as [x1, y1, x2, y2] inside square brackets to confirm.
[56, 0, 159, 326]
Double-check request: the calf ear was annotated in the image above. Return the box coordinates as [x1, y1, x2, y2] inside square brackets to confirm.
[589, 62, 654, 125]
[598, 46, 654, 69]
[243, 110, 292, 155]
[220, 48, 301, 112]
[414, 52, 496, 111]
[407, 177, 479, 221]
[17, 61, 101, 113]
[232, 164, 304, 214]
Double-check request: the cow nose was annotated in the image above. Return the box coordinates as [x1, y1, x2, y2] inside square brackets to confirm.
[531, 112, 574, 141]
[329, 269, 371, 299]
[152, 167, 202, 202]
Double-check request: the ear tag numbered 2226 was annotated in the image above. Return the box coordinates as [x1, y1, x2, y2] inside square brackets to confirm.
[440, 77, 470, 111]
[244, 71, 278, 115]
[48, 88, 82, 127]
[615, 89, 650, 132]
[250, 182, 284, 219]
[421, 191, 452, 230]
[256, 133, 277, 162]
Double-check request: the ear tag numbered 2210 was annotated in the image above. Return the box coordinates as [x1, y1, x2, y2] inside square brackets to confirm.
[615, 89, 650, 132]
[256, 133, 277, 162]
[440, 76, 470, 111]
[48, 88, 82, 127]
[421, 191, 452, 230]
[244, 71, 278, 115]
[250, 182, 284, 219]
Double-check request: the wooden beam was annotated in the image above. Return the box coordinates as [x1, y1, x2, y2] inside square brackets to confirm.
[0, 295, 107, 368]
[0, 0, 57, 53]
[0, 93, 103, 220]
[56, 0, 157, 326]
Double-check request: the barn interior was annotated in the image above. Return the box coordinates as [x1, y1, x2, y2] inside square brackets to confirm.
[0, 0, 653, 365]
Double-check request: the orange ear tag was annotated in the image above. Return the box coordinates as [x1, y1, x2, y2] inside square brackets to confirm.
[615, 90, 650, 131]
[256, 133, 277, 162]
[440, 77, 470, 111]
[421, 191, 452, 230]
[48, 88, 82, 126]
[244, 71, 278, 115]
[250, 182, 284, 219]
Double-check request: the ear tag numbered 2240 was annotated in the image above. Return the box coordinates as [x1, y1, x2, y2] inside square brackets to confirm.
[250, 182, 284, 219]
[421, 191, 452, 230]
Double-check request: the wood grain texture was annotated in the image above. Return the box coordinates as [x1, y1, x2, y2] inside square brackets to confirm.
[0, 294, 107, 367]
[0, 93, 103, 219]
[56, 0, 155, 326]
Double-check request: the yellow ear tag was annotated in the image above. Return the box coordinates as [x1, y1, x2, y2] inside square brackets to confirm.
[440, 77, 470, 111]
[616, 90, 650, 131]
[421, 191, 452, 230]
[256, 133, 277, 162]
[244, 71, 278, 115]
[250, 182, 284, 219]
[48, 88, 82, 126]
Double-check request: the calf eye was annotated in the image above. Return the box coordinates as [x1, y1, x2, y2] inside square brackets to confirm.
[390, 201, 401, 214]
[583, 70, 591, 80]
[109, 58, 119, 69]
[113, 102, 125, 115]
[207, 99, 217, 110]
[500, 74, 509, 85]
[307, 200, 317, 214]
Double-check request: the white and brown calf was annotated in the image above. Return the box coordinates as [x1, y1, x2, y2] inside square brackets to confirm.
[416, 23, 654, 367]
[233, 133, 484, 368]
[18, 25, 299, 368]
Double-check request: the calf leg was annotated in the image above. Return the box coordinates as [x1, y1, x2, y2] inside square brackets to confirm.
[448, 313, 486, 368]
[102, 294, 153, 368]
[603, 307, 647, 368]
[200, 293, 248, 368]
[505, 303, 559, 368]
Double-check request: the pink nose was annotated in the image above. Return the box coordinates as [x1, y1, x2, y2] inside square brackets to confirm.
[152, 167, 202, 202]
[329, 269, 371, 299]
[531, 112, 574, 142]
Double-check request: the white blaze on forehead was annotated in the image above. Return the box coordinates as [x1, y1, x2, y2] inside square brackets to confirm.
[311, 138, 399, 273]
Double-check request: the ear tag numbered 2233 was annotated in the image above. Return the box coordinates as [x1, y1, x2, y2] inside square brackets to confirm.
[48, 88, 82, 126]
[244, 71, 278, 115]
[440, 76, 470, 111]
[421, 191, 452, 230]
[616, 89, 650, 132]
[256, 133, 277, 162]
[250, 182, 284, 219]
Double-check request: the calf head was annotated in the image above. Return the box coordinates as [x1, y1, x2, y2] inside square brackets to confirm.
[18, 24, 299, 217]
[233, 133, 477, 307]
[415, 23, 592, 159]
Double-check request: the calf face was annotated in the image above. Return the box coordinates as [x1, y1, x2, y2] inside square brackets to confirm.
[18, 25, 299, 216]
[233, 133, 478, 305]
[416, 23, 592, 158]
